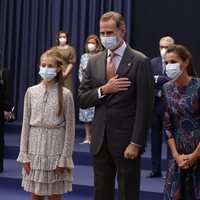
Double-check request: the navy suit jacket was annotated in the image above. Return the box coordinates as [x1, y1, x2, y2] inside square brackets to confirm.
[77, 46, 154, 157]
[151, 56, 170, 97]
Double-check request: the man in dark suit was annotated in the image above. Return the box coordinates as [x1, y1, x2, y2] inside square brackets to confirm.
[147, 36, 174, 178]
[0, 50, 13, 172]
[77, 11, 154, 200]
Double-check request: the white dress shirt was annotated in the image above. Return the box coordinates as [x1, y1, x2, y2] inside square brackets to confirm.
[98, 41, 127, 98]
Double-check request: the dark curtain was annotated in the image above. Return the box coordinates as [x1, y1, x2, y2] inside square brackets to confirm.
[0, 0, 134, 120]
[132, 0, 200, 76]
[1, 0, 200, 121]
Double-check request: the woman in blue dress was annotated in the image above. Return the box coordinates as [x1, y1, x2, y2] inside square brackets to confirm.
[78, 35, 103, 144]
[162, 44, 200, 200]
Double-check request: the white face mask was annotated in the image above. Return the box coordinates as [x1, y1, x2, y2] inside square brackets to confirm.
[87, 43, 96, 52]
[165, 63, 182, 80]
[100, 35, 119, 50]
[39, 67, 57, 80]
[59, 37, 67, 45]
[160, 48, 167, 58]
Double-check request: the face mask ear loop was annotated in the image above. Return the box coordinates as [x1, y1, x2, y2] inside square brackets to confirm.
[174, 63, 184, 80]
[180, 64, 187, 75]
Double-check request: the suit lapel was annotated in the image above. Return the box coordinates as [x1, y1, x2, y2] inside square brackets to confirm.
[101, 50, 108, 83]
[116, 46, 134, 77]
[157, 58, 163, 74]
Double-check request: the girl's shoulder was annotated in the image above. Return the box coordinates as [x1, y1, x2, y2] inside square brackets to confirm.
[63, 87, 73, 97]
[27, 83, 41, 91]
[24, 84, 42, 97]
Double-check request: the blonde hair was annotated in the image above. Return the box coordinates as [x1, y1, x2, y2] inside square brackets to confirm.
[84, 34, 103, 53]
[40, 49, 64, 116]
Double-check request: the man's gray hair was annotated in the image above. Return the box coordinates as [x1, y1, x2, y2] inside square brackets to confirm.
[160, 36, 175, 44]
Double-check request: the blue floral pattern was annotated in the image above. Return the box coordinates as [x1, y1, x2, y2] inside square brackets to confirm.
[162, 78, 200, 199]
[78, 53, 95, 122]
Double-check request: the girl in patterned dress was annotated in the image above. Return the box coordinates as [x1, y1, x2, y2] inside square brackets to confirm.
[162, 44, 200, 200]
[78, 35, 103, 144]
[17, 49, 75, 200]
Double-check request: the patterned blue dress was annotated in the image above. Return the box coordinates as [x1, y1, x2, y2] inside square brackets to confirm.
[162, 77, 200, 200]
[78, 53, 94, 122]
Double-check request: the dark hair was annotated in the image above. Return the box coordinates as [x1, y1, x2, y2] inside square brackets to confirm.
[100, 11, 125, 29]
[166, 44, 197, 77]
[55, 31, 69, 46]
[40, 49, 64, 116]
[84, 34, 103, 53]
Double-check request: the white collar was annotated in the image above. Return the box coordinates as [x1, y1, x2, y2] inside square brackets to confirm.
[107, 41, 127, 57]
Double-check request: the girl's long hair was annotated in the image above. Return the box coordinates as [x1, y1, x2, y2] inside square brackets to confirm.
[40, 49, 64, 116]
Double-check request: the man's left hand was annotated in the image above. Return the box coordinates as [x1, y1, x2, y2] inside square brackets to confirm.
[124, 143, 140, 160]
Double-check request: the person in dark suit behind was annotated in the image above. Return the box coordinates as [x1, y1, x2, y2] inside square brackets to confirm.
[77, 11, 154, 200]
[147, 36, 174, 178]
[0, 50, 13, 172]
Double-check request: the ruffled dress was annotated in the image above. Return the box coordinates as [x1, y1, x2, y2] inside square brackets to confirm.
[17, 82, 75, 195]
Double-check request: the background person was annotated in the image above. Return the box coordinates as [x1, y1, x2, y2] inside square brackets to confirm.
[17, 49, 75, 200]
[51, 31, 76, 94]
[162, 44, 200, 199]
[0, 50, 13, 173]
[147, 36, 175, 178]
[78, 34, 103, 144]
[77, 11, 154, 200]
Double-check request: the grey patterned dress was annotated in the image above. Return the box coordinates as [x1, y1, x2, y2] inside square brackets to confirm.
[17, 82, 75, 195]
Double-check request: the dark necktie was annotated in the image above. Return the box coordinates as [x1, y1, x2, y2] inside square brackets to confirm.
[107, 53, 116, 80]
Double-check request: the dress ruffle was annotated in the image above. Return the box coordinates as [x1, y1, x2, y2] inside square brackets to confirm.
[22, 179, 72, 195]
[17, 153, 74, 170]
[17, 153, 74, 195]
[22, 168, 73, 183]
